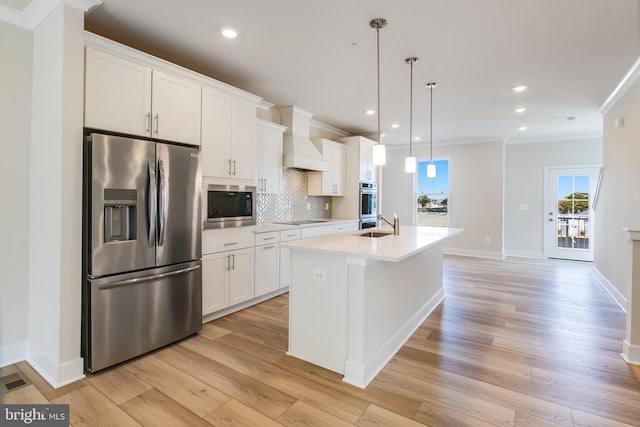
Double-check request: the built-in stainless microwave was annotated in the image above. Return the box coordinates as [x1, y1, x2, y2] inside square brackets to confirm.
[205, 185, 256, 229]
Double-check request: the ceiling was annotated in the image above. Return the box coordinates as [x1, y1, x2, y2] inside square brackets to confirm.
[4, 0, 640, 147]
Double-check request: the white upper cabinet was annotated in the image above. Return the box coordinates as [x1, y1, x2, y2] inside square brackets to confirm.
[256, 120, 286, 194]
[358, 138, 376, 182]
[307, 138, 346, 196]
[84, 47, 201, 146]
[202, 85, 258, 181]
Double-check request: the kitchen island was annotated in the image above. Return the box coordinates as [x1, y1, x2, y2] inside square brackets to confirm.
[280, 225, 463, 388]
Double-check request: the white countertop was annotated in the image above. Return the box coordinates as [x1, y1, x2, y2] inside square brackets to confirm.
[255, 218, 358, 233]
[280, 225, 463, 262]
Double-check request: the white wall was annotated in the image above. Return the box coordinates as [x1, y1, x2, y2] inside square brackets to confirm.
[0, 22, 32, 365]
[504, 138, 602, 258]
[596, 76, 640, 308]
[383, 140, 504, 258]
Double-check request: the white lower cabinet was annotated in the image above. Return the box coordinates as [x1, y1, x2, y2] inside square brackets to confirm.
[202, 247, 254, 316]
[279, 229, 301, 289]
[255, 244, 279, 297]
[202, 228, 255, 317]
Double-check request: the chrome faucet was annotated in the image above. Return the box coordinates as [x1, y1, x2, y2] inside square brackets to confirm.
[378, 213, 400, 235]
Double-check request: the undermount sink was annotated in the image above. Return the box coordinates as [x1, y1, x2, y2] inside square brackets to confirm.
[358, 231, 393, 238]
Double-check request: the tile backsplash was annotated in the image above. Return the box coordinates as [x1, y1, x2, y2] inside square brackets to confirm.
[257, 168, 332, 223]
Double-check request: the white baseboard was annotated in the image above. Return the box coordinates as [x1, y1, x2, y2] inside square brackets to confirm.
[592, 266, 627, 313]
[343, 288, 444, 389]
[504, 249, 544, 259]
[444, 247, 504, 259]
[27, 342, 85, 388]
[0, 340, 27, 368]
[622, 339, 640, 365]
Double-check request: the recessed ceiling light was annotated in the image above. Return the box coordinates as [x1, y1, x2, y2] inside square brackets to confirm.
[366, 109, 376, 115]
[515, 107, 527, 113]
[391, 123, 399, 128]
[221, 28, 238, 39]
[414, 136, 421, 141]
[518, 126, 528, 131]
[512, 85, 528, 92]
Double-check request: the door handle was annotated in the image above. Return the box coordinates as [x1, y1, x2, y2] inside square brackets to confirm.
[148, 159, 156, 246]
[158, 160, 166, 246]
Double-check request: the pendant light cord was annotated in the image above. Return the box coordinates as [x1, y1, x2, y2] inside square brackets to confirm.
[408, 59, 415, 155]
[429, 84, 433, 162]
[376, 26, 381, 144]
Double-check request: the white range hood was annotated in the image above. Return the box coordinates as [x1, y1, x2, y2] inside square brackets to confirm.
[278, 105, 328, 172]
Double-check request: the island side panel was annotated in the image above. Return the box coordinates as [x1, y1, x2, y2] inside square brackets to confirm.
[344, 243, 445, 388]
[287, 250, 348, 374]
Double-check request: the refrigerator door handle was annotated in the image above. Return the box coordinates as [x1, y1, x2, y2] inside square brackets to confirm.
[148, 159, 157, 246]
[158, 160, 167, 246]
[94, 264, 201, 290]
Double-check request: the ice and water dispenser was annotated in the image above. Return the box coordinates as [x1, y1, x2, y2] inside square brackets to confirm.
[103, 189, 137, 242]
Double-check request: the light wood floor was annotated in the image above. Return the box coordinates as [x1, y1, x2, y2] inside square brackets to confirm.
[2, 256, 640, 426]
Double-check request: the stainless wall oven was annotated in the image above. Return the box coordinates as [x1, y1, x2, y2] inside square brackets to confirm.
[359, 182, 378, 229]
[205, 184, 256, 229]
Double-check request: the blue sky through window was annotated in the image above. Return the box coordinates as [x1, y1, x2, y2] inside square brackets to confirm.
[418, 160, 449, 196]
[557, 175, 589, 199]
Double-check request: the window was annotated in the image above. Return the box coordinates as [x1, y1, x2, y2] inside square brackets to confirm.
[416, 160, 449, 226]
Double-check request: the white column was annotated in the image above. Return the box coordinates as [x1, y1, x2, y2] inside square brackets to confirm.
[623, 229, 640, 365]
[28, 0, 98, 387]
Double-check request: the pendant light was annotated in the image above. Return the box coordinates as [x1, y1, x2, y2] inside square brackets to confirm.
[405, 57, 418, 173]
[370, 18, 387, 166]
[426, 82, 438, 178]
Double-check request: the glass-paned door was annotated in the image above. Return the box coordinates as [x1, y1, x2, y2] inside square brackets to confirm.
[545, 167, 599, 261]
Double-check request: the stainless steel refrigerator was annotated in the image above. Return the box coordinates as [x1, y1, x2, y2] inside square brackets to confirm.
[82, 131, 202, 372]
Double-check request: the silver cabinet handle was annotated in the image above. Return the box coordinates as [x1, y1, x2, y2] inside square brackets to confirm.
[226, 254, 231, 270]
[145, 112, 151, 134]
[153, 114, 159, 135]
[263, 237, 276, 241]
[96, 265, 200, 289]
[147, 159, 157, 246]
[227, 159, 232, 175]
[263, 245, 276, 250]
[232, 159, 237, 176]
[224, 242, 239, 246]
[231, 253, 235, 270]
[157, 160, 166, 246]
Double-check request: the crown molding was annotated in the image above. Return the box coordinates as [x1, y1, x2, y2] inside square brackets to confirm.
[600, 55, 640, 115]
[0, 0, 101, 30]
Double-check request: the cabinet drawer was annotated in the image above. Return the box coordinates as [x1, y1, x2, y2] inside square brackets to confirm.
[280, 229, 301, 242]
[301, 225, 334, 239]
[334, 222, 359, 233]
[203, 227, 255, 254]
[255, 231, 280, 246]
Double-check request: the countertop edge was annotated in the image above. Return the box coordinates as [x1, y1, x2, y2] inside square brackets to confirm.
[280, 226, 464, 262]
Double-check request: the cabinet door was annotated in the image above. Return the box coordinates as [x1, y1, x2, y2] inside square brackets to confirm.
[202, 252, 230, 315]
[229, 247, 254, 305]
[151, 70, 202, 146]
[359, 140, 376, 182]
[230, 98, 257, 180]
[279, 246, 292, 289]
[257, 124, 283, 194]
[201, 86, 233, 178]
[254, 244, 279, 296]
[85, 47, 152, 137]
[331, 143, 346, 196]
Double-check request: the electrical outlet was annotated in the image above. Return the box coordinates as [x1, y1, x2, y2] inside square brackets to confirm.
[485, 237, 491, 244]
[306, 202, 311, 211]
[312, 269, 326, 280]
[325, 202, 329, 211]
